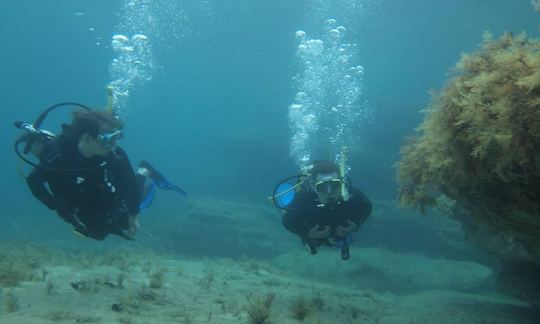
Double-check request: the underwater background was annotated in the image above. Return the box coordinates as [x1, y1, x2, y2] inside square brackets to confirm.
[1, 1, 540, 323]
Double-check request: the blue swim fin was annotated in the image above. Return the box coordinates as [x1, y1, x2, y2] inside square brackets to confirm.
[139, 183, 157, 210]
[140, 160, 187, 196]
[154, 178, 186, 195]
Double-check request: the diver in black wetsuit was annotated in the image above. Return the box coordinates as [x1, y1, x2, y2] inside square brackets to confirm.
[18, 107, 185, 241]
[276, 161, 372, 260]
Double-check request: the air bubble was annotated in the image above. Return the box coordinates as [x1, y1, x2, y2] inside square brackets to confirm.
[295, 30, 306, 41]
[289, 20, 369, 170]
[306, 39, 324, 55]
[328, 29, 341, 41]
[295, 92, 308, 103]
[131, 34, 148, 42]
[112, 34, 129, 43]
[324, 19, 337, 30]
[290, 104, 303, 111]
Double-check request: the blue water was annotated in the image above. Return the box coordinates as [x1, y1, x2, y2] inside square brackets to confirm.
[0, 0, 538, 286]
[0, 1, 535, 231]
[0, 0, 536, 240]
[2, 1, 537, 208]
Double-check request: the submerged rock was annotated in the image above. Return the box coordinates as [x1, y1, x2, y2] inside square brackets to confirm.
[397, 32, 540, 305]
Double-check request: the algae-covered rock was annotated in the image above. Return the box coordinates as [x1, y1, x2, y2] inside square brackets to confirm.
[397, 31, 540, 305]
[397, 32, 540, 262]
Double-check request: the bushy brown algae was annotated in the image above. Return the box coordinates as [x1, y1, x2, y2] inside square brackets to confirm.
[397, 32, 540, 257]
[396, 22, 540, 305]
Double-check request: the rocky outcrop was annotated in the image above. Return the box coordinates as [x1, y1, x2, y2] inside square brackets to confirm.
[397, 32, 540, 305]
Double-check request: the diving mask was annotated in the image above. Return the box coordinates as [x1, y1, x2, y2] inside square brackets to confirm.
[97, 129, 123, 148]
[314, 175, 344, 195]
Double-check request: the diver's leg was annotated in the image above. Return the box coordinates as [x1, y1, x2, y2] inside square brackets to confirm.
[341, 244, 350, 260]
[139, 160, 164, 182]
[135, 168, 148, 201]
[301, 237, 318, 255]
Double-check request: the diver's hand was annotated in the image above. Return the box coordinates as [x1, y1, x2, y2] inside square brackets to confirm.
[308, 225, 331, 239]
[55, 203, 87, 231]
[336, 220, 357, 237]
[127, 214, 140, 237]
[55, 200, 75, 223]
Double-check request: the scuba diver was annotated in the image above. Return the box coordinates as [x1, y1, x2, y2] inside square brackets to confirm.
[14, 101, 186, 241]
[271, 153, 371, 260]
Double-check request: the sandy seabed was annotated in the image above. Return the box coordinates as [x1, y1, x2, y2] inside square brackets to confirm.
[1, 243, 539, 324]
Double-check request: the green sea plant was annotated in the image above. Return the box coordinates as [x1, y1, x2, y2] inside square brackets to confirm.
[117, 272, 126, 288]
[290, 294, 310, 320]
[118, 294, 143, 316]
[46, 311, 100, 323]
[76, 253, 98, 269]
[397, 31, 540, 261]
[349, 305, 360, 320]
[39, 268, 48, 281]
[118, 318, 135, 324]
[311, 292, 325, 311]
[0, 243, 49, 287]
[0, 262, 25, 287]
[141, 261, 153, 274]
[176, 265, 185, 276]
[3, 291, 19, 313]
[197, 269, 215, 291]
[137, 284, 158, 301]
[171, 311, 194, 324]
[245, 292, 276, 324]
[149, 268, 166, 289]
[46, 280, 55, 295]
[99, 247, 140, 272]
[117, 284, 165, 315]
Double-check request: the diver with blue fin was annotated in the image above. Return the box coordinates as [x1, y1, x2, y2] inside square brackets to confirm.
[14, 95, 186, 241]
[271, 150, 371, 260]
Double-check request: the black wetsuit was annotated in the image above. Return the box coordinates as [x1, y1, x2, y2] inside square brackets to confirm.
[282, 187, 372, 255]
[26, 135, 142, 240]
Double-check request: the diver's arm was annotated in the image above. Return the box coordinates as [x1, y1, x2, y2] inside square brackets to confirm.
[26, 168, 57, 210]
[283, 211, 310, 238]
[282, 192, 320, 239]
[112, 147, 140, 215]
[348, 188, 372, 227]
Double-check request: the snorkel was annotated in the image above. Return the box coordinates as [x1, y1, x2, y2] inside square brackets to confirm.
[99, 88, 122, 149]
[105, 86, 115, 116]
[338, 146, 350, 202]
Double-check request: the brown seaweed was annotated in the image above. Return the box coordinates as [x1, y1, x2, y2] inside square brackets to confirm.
[396, 31, 540, 263]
